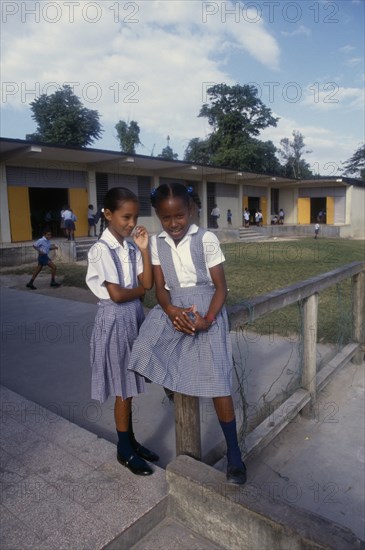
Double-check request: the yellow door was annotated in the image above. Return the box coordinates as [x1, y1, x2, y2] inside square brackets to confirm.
[326, 196, 334, 224]
[261, 196, 267, 225]
[243, 196, 248, 210]
[69, 188, 88, 237]
[297, 197, 310, 224]
[8, 186, 32, 242]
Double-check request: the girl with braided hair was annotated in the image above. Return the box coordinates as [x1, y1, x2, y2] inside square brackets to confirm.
[128, 182, 246, 484]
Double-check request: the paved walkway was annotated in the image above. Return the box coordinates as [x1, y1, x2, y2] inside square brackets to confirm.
[1, 281, 364, 547]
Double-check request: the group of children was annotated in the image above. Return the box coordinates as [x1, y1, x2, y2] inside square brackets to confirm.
[85, 183, 247, 484]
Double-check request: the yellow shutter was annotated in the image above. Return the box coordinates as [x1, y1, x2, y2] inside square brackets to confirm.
[69, 188, 88, 237]
[297, 197, 310, 224]
[8, 186, 32, 242]
[261, 196, 267, 225]
[326, 196, 334, 224]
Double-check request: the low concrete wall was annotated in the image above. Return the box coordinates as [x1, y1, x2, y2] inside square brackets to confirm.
[0, 241, 76, 267]
[259, 224, 342, 238]
[167, 456, 364, 550]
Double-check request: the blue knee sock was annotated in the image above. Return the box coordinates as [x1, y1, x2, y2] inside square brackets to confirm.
[219, 419, 243, 468]
[116, 430, 133, 458]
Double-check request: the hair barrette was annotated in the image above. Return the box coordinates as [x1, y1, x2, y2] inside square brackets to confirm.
[150, 188, 157, 197]
[187, 186, 194, 194]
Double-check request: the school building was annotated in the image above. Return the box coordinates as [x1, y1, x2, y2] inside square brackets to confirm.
[0, 137, 364, 244]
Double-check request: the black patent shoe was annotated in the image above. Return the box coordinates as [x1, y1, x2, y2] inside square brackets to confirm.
[117, 453, 153, 476]
[227, 463, 247, 485]
[134, 444, 159, 462]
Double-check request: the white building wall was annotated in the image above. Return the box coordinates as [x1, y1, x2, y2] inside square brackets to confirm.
[279, 188, 296, 223]
[347, 186, 365, 238]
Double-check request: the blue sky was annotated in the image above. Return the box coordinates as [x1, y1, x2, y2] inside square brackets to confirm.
[1, 0, 364, 175]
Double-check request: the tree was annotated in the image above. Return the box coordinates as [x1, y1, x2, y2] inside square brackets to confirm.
[183, 138, 211, 164]
[26, 85, 102, 147]
[158, 146, 178, 160]
[157, 136, 178, 160]
[199, 83, 278, 139]
[184, 83, 280, 173]
[278, 130, 313, 179]
[342, 144, 365, 180]
[115, 120, 141, 154]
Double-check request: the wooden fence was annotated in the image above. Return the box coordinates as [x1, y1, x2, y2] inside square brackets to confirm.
[174, 261, 365, 462]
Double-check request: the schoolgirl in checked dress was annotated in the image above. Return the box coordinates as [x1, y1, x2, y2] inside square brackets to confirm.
[128, 183, 247, 484]
[86, 187, 159, 476]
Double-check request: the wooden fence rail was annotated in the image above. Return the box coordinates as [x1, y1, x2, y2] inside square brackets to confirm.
[175, 261, 365, 461]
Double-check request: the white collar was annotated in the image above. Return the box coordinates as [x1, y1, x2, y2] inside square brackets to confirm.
[100, 228, 129, 250]
[158, 224, 199, 246]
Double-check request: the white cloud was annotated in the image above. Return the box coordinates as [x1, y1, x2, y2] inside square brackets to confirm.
[302, 85, 364, 111]
[0, 0, 280, 148]
[339, 45, 355, 54]
[261, 116, 360, 176]
[281, 25, 311, 37]
[345, 57, 363, 67]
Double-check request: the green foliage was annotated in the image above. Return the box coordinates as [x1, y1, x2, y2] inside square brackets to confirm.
[158, 145, 178, 160]
[184, 83, 280, 173]
[199, 83, 278, 137]
[26, 85, 103, 147]
[183, 137, 212, 164]
[279, 130, 313, 179]
[115, 120, 141, 153]
[342, 143, 365, 179]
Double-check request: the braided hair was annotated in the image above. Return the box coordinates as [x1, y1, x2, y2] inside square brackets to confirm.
[98, 187, 138, 238]
[150, 182, 201, 211]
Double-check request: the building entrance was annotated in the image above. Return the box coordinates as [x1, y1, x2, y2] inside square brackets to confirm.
[310, 197, 327, 224]
[28, 188, 68, 238]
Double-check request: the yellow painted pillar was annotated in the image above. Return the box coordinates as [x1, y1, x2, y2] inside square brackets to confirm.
[297, 197, 310, 224]
[8, 186, 32, 241]
[69, 188, 88, 237]
[326, 196, 334, 224]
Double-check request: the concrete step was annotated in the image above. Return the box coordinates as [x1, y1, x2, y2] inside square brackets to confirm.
[75, 239, 97, 261]
[130, 517, 224, 550]
[165, 456, 365, 550]
[238, 228, 266, 241]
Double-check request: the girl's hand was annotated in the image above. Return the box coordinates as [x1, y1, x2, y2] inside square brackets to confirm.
[166, 306, 196, 336]
[190, 311, 213, 332]
[133, 226, 149, 250]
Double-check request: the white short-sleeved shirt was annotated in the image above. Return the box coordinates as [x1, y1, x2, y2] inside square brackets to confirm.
[86, 228, 143, 299]
[151, 224, 225, 289]
[35, 236, 51, 255]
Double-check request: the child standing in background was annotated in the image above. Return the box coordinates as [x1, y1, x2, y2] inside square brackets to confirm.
[314, 222, 320, 239]
[86, 187, 158, 476]
[88, 204, 97, 237]
[129, 183, 247, 484]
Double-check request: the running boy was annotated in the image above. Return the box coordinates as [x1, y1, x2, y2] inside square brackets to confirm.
[26, 229, 61, 289]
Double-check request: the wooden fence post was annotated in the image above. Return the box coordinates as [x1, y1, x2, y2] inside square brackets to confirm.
[301, 293, 318, 418]
[175, 393, 201, 460]
[352, 270, 365, 364]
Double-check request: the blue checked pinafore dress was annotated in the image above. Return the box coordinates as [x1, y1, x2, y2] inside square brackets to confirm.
[90, 240, 145, 403]
[128, 228, 233, 397]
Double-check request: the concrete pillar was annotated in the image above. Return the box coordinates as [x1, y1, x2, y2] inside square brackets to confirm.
[201, 179, 207, 228]
[352, 271, 365, 364]
[0, 164, 11, 243]
[301, 293, 318, 418]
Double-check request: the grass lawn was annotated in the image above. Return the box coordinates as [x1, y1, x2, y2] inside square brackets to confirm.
[223, 238, 364, 343]
[7, 238, 364, 342]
